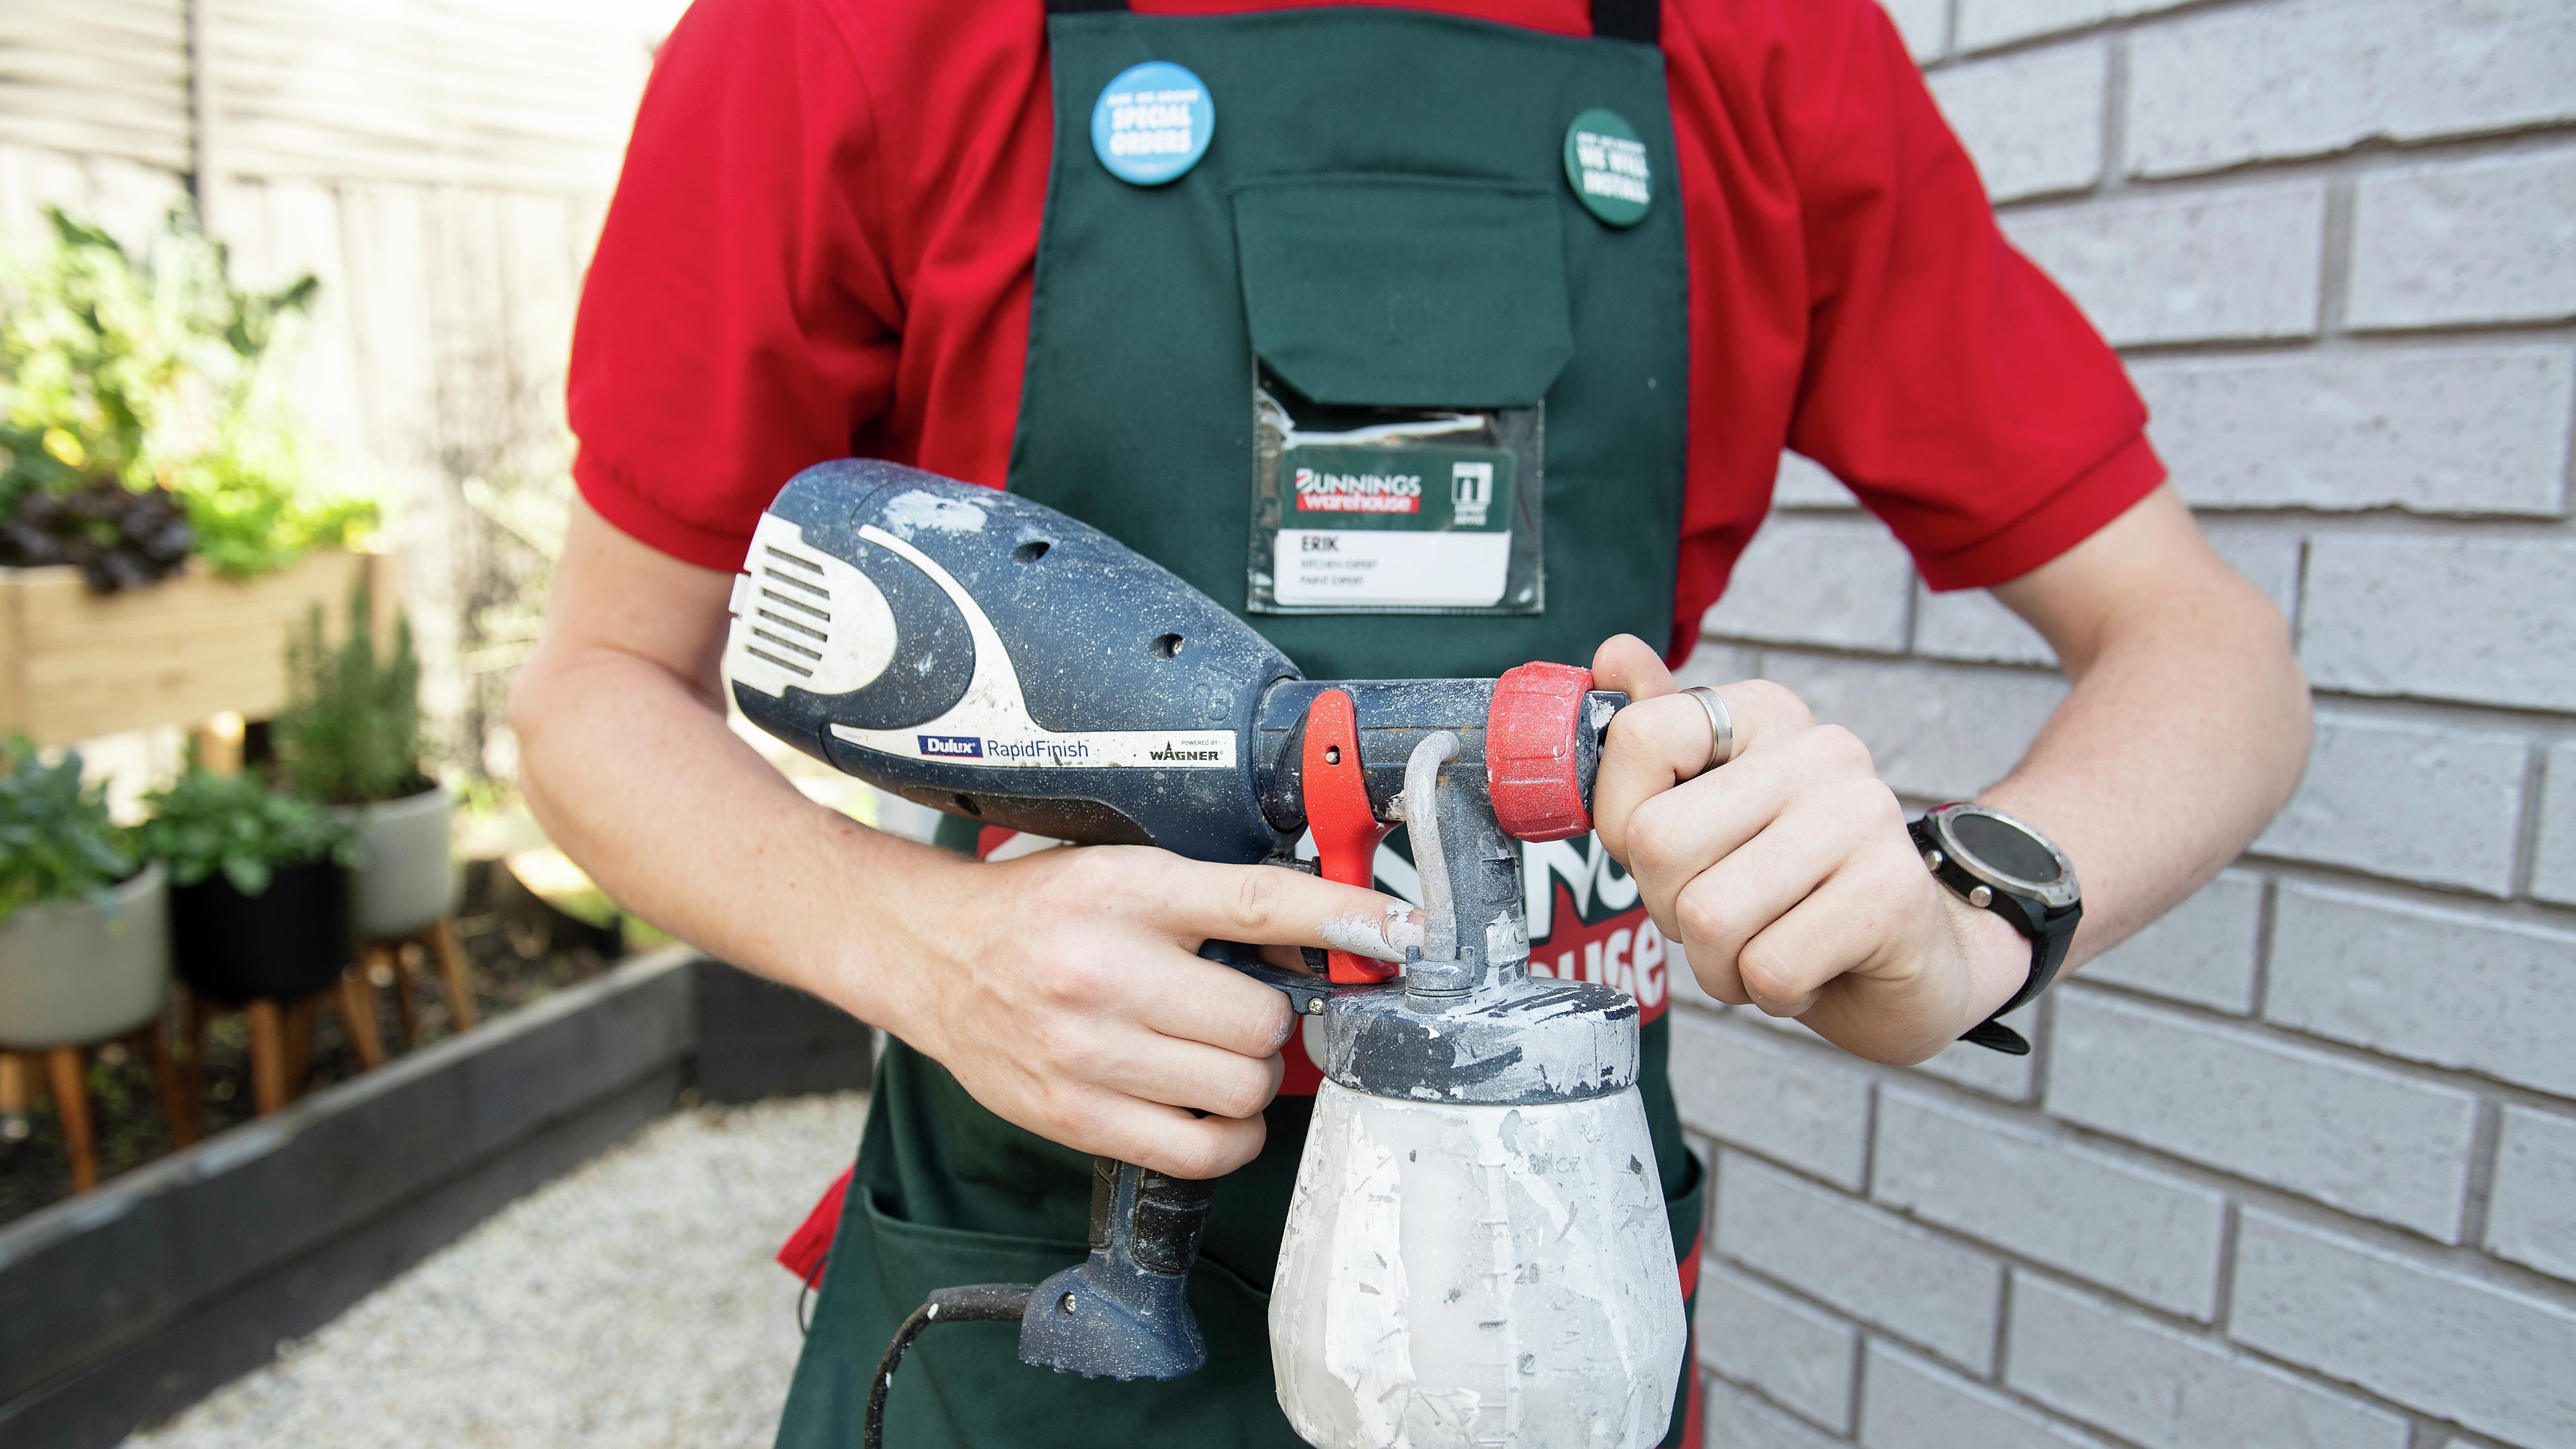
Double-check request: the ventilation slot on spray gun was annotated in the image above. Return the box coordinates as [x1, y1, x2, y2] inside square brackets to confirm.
[743, 545, 834, 678]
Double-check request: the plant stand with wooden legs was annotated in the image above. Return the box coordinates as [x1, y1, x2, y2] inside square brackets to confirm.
[0, 1023, 197, 1193]
[183, 970, 386, 1117]
[362, 917, 479, 1045]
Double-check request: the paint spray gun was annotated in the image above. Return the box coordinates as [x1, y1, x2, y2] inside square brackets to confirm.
[725, 461, 1686, 1448]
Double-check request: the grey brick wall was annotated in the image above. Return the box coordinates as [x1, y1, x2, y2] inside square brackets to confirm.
[1687, 3, 2576, 1445]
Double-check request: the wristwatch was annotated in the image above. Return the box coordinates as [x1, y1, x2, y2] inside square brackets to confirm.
[1907, 803, 2083, 1057]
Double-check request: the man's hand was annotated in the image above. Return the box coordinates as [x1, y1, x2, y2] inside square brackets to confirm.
[1589, 635, 2028, 1065]
[892, 845, 1419, 1180]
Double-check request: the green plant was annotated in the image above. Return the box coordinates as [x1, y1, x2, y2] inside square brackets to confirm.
[0, 737, 134, 924]
[0, 472, 194, 589]
[134, 768, 358, 896]
[273, 573, 430, 805]
[0, 207, 375, 586]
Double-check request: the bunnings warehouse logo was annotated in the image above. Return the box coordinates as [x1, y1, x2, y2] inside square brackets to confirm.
[918, 734, 984, 758]
[1293, 466, 1421, 514]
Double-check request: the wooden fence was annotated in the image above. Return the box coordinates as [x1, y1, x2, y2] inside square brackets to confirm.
[0, 0, 670, 769]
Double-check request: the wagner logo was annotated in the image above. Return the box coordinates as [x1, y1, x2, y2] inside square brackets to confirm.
[918, 734, 985, 759]
[1293, 465, 1421, 514]
[1149, 741, 1223, 762]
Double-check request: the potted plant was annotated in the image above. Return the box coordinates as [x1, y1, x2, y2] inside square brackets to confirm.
[135, 767, 359, 1003]
[0, 738, 170, 1048]
[272, 574, 455, 938]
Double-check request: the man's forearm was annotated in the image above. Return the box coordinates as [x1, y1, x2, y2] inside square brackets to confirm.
[511, 645, 954, 1027]
[1982, 569, 2311, 972]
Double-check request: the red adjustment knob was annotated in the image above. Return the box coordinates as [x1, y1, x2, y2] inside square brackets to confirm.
[1487, 661, 1598, 842]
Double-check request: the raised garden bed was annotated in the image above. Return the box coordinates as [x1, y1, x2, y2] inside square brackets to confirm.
[0, 859, 622, 1226]
[0, 950, 871, 1449]
[0, 551, 395, 746]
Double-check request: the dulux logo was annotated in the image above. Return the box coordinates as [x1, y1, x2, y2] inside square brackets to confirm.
[918, 734, 985, 758]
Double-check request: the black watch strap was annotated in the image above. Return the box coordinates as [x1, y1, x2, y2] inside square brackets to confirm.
[1908, 814, 2080, 1057]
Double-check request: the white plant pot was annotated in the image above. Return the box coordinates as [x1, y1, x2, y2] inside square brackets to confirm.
[338, 783, 459, 938]
[0, 863, 172, 1049]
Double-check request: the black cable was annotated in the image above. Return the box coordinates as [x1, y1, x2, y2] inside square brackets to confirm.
[862, 1282, 1034, 1449]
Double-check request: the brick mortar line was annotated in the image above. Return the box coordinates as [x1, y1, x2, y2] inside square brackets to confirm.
[2459, 1100, 2504, 1250]
[2100, 28, 2130, 190]
[2209, 1199, 2244, 1343]
[1703, 633, 2576, 740]
[1679, 1003, 2576, 1300]
[1929, 0, 2283, 67]
[1844, 1320, 1873, 1441]
[1980, 118, 2576, 207]
[2318, 172, 2357, 336]
[1762, 497, 2576, 532]
[1707, 1206, 2471, 1449]
[2119, 124, 2576, 194]
[1703, 1236, 2008, 1401]
[2247, 874, 2278, 1018]
[2017, 970, 2576, 1126]
[2223, 849, 2576, 915]
[1704, 1114, 2554, 1449]
[1698, 1366, 1863, 1445]
[2511, 746, 2552, 900]
[1756, 505, 2576, 541]
[2561, 340, 2576, 517]
[2112, 323, 2576, 358]
[1716, 627, 2576, 722]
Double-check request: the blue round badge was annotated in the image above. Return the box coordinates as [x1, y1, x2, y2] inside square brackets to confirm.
[1091, 61, 1214, 186]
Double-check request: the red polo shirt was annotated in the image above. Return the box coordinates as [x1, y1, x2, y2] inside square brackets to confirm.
[568, 0, 2165, 660]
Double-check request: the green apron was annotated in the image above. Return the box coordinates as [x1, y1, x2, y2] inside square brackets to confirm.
[777, 3, 1700, 1444]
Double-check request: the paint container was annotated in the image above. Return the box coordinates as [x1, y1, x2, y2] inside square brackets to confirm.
[1271, 1082, 1684, 1448]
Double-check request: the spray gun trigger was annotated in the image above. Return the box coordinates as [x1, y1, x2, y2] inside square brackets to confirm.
[1196, 940, 1345, 1016]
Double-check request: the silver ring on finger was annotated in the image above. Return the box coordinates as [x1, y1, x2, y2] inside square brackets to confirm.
[1682, 686, 1734, 773]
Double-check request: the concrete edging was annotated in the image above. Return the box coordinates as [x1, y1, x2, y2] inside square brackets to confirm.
[0, 950, 871, 1448]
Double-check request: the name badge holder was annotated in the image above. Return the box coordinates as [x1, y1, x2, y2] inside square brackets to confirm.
[1246, 369, 1545, 616]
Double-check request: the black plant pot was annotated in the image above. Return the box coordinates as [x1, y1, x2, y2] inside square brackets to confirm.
[172, 858, 356, 1003]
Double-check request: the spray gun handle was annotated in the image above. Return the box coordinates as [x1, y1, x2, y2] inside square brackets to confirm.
[1017, 1156, 1217, 1380]
[1098, 1156, 1219, 1272]
[1013, 939, 1344, 1381]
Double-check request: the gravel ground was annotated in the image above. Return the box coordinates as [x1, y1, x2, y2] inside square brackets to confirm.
[125, 1093, 867, 1449]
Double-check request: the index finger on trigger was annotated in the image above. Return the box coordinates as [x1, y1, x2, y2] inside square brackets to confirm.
[1133, 944, 1305, 1060]
[1163, 859, 1425, 964]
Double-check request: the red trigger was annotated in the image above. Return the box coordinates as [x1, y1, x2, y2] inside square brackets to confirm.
[1302, 689, 1398, 984]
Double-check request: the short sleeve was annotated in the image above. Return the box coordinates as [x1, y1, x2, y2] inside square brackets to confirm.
[1783, 3, 2165, 591]
[566, 0, 900, 571]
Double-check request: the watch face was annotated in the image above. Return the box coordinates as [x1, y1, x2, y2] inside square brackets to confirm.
[1931, 804, 2080, 909]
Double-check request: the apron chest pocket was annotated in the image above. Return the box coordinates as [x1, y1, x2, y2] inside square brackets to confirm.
[1232, 174, 1573, 408]
[1233, 176, 1568, 616]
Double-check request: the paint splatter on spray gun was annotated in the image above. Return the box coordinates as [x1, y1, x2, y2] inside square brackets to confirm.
[726, 461, 1688, 1449]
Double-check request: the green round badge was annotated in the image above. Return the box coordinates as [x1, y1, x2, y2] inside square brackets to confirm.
[1562, 108, 1652, 228]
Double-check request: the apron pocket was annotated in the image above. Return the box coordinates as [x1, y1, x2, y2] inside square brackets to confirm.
[1234, 176, 1565, 617]
[841, 1189, 1306, 1448]
[1232, 174, 1573, 409]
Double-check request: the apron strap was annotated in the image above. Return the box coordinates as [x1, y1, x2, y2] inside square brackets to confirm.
[1039, 0, 1662, 43]
[1588, 0, 1661, 44]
